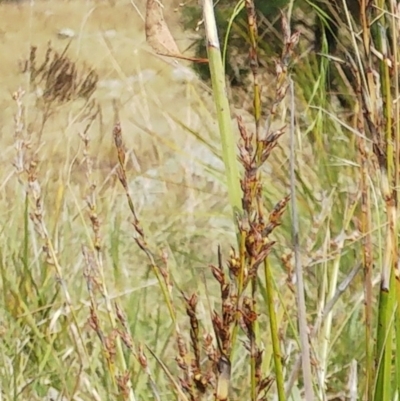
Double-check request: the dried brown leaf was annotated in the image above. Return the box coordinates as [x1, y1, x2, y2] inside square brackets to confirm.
[145, 0, 180, 56]
[145, 0, 208, 63]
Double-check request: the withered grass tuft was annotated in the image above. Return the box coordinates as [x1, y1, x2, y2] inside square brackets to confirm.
[22, 43, 98, 103]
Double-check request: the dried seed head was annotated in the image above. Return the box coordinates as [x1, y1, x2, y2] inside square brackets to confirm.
[115, 302, 127, 327]
[119, 330, 134, 351]
[161, 248, 169, 264]
[138, 345, 148, 369]
[211, 264, 226, 285]
[177, 333, 188, 359]
[289, 31, 300, 47]
[258, 376, 274, 394]
[193, 371, 208, 393]
[268, 195, 290, 227]
[105, 329, 118, 361]
[175, 355, 191, 375]
[116, 371, 131, 400]
[204, 333, 213, 348]
[227, 249, 241, 278]
[275, 59, 285, 79]
[89, 306, 99, 331]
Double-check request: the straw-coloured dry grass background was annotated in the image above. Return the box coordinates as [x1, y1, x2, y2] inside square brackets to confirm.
[0, 1, 241, 399]
[0, 0, 233, 250]
[0, 0, 396, 400]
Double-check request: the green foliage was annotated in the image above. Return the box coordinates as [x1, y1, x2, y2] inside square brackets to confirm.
[182, 0, 291, 84]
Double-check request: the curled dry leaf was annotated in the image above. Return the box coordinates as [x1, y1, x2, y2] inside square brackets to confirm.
[145, 0, 208, 63]
[145, 0, 180, 56]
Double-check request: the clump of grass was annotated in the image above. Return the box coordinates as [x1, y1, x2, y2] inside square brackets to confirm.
[104, 2, 297, 400]
[111, 111, 288, 400]
[3, 0, 400, 400]
[21, 42, 98, 103]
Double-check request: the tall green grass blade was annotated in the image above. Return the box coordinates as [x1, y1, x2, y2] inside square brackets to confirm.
[374, 281, 394, 401]
[202, 0, 243, 224]
[222, 0, 245, 71]
[264, 258, 286, 401]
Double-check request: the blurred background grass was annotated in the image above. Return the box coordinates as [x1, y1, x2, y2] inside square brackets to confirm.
[0, 0, 388, 400]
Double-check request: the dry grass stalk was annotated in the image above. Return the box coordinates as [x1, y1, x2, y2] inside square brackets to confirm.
[109, 67, 290, 401]
[79, 116, 138, 401]
[81, 116, 170, 400]
[113, 122, 200, 399]
[11, 88, 89, 381]
[111, 121, 265, 400]
[110, 6, 296, 397]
